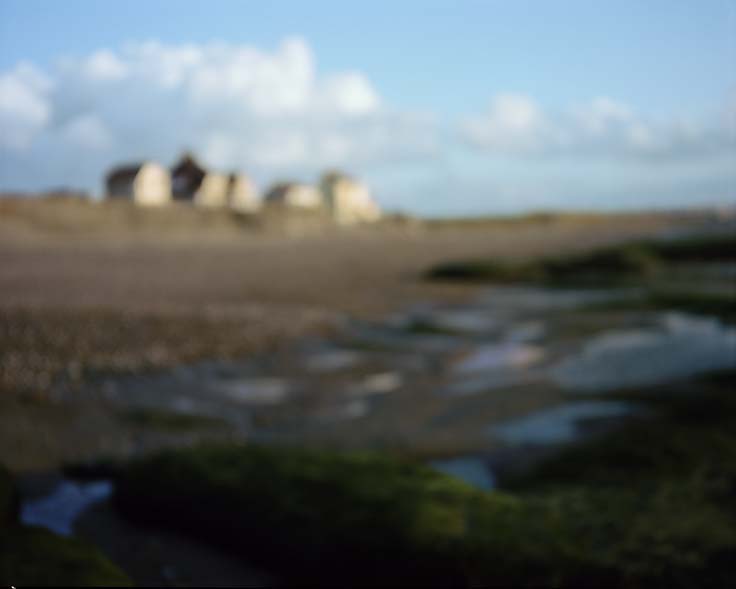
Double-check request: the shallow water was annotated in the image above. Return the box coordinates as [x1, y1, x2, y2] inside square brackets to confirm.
[553, 313, 736, 392]
[214, 377, 291, 404]
[416, 308, 500, 334]
[479, 287, 643, 311]
[490, 401, 637, 445]
[20, 479, 113, 536]
[453, 342, 544, 374]
[303, 349, 362, 372]
[350, 372, 403, 396]
[429, 457, 496, 491]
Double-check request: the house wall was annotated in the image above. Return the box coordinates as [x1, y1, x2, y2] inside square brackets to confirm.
[281, 185, 323, 209]
[194, 173, 229, 208]
[107, 177, 134, 200]
[324, 177, 381, 225]
[229, 176, 260, 212]
[133, 163, 172, 206]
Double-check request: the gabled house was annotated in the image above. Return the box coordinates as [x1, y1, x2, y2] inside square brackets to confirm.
[172, 153, 260, 211]
[171, 153, 206, 202]
[320, 171, 381, 225]
[105, 162, 171, 206]
[264, 182, 323, 210]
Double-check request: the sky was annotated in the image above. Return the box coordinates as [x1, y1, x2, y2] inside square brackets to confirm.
[0, 0, 734, 215]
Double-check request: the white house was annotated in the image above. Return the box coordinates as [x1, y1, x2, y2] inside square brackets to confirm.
[264, 182, 323, 210]
[321, 171, 381, 225]
[171, 153, 260, 211]
[105, 162, 171, 206]
[227, 175, 261, 212]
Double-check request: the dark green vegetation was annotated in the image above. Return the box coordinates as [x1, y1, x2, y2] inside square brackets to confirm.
[0, 464, 131, 587]
[0, 527, 133, 587]
[503, 369, 736, 588]
[118, 408, 230, 431]
[115, 446, 574, 587]
[114, 371, 736, 587]
[425, 234, 736, 285]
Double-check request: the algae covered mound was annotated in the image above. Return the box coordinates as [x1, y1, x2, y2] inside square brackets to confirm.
[0, 464, 131, 587]
[504, 370, 736, 588]
[113, 372, 736, 587]
[114, 445, 574, 587]
[425, 233, 736, 285]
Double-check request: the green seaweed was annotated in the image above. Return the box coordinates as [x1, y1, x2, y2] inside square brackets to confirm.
[115, 446, 578, 586]
[425, 234, 735, 286]
[0, 526, 133, 587]
[113, 371, 736, 586]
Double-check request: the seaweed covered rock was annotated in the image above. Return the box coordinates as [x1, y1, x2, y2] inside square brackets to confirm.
[114, 445, 575, 586]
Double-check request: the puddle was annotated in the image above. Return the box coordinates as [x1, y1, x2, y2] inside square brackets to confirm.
[553, 313, 736, 392]
[213, 378, 290, 404]
[351, 372, 403, 396]
[490, 402, 637, 445]
[479, 287, 643, 311]
[441, 370, 541, 396]
[21, 479, 113, 536]
[415, 308, 500, 334]
[430, 457, 495, 491]
[453, 342, 544, 374]
[346, 324, 463, 354]
[506, 321, 546, 343]
[303, 349, 362, 373]
[314, 399, 370, 421]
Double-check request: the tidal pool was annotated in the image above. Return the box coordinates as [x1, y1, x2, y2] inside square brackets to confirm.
[415, 308, 500, 334]
[429, 457, 496, 491]
[303, 349, 362, 373]
[490, 401, 638, 445]
[21, 479, 113, 537]
[553, 313, 736, 392]
[214, 378, 291, 404]
[453, 342, 544, 374]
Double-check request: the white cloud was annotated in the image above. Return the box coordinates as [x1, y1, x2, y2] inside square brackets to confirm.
[82, 50, 128, 81]
[460, 93, 736, 161]
[0, 38, 436, 191]
[61, 114, 114, 150]
[0, 63, 52, 150]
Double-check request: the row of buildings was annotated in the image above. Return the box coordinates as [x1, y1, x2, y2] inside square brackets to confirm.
[105, 154, 381, 225]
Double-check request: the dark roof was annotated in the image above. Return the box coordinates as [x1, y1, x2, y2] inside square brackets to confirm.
[264, 182, 297, 202]
[172, 153, 205, 181]
[171, 153, 206, 199]
[105, 163, 145, 184]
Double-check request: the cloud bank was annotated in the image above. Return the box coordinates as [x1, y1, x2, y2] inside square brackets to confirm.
[459, 93, 735, 161]
[0, 38, 437, 191]
[0, 38, 733, 211]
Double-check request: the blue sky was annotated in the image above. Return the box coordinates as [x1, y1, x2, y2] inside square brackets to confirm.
[0, 0, 734, 215]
